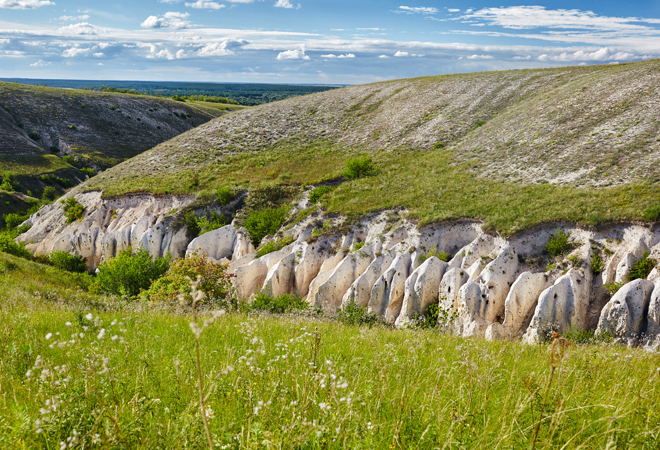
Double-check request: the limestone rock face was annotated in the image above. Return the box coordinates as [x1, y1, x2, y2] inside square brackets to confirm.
[186, 225, 237, 261]
[395, 257, 448, 327]
[314, 247, 374, 312]
[232, 228, 255, 261]
[368, 252, 412, 320]
[263, 253, 296, 297]
[646, 282, 660, 338]
[596, 279, 655, 344]
[438, 267, 469, 314]
[235, 259, 268, 299]
[342, 249, 396, 308]
[495, 272, 550, 340]
[523, 269, 590, 344]
[295, 241, 331, 297]
[448, 234, 496, 269]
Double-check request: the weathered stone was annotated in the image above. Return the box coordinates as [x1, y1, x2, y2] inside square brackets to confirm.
[499, 272, 550, 340]
[263, 253, 296, 297]
[231, 228, 255, 261]
[342, 249, 395, 308]
[395, 257, 448, 327]
[314, 247, 374, 312]
[234, 259, 268, 299]
[596, 279, 655, 344]
[439, 267, 469, 314]
[186, 225, 237, 261]
[295, 241, 331, 297]
[368, 252, 411, 318]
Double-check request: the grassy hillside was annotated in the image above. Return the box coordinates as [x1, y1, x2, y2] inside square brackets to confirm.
[82, 60, 660, 234]
[1, 251, 659, 449]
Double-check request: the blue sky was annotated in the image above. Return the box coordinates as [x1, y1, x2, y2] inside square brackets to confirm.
[1, 0, 660, 84]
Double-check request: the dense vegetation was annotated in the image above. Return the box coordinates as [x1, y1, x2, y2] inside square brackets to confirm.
[0, 78, 340, 106]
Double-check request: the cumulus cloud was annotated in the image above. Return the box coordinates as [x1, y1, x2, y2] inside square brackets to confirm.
[393, 51, 424, 57]
[321, 53, 355, 59]
[274, 0, 293, 8]
[0, 0, 53, 9]
[447, 8, 460, 13]
[466, 54, 494, 60]
[141, 12, 191, 29]
[276, 46, 309, 60]
[378, 54, 389, 58]
[58, 22, 99, 35]
[63, 46, 91, 57]
[541, 47, 637, 62]
[196, 38, 246, 56]
[185, 1, 225, 9]
[30, 59, 50, 66]
[396, 6, 438, 15]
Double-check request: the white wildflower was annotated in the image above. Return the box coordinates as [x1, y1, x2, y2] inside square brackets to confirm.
[85, 313, 93, 321]
[97, 329, 106, 340]
[45, 333, 52, 340]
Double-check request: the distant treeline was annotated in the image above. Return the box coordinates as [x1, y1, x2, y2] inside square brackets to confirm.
[0, 78, 342, 106]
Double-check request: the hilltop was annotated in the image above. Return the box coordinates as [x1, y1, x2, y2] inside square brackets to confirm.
[82, 60, 660, 234]
[0, 81, 239, 220]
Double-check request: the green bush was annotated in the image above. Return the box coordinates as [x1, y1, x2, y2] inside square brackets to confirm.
[604, 281, 625, 295]
[418, 246, 452, 264]
[49, 251, 88, 273]
[42, 186, 58, 202]
[249, 292, 308, 314]
[0, 233, 32, 260]
[629, 251, 656, 281]
[197, 212, 226, 236]
[140, 252, 230, 304]
[0, 173, 21, 192]
[309, 185, 334, 204]
[62, 155, 80, 168]
[344, 156, 376, 180]
[643, 205, 660, 221]
[591, 250, 604, 276]
[62, 197, 85, 223]
[257, 235, 293, 257]
[94, 248, 170, 298]
[338, 301, 379, 327]
[244, 206, 288, 247]
[216, 186, 236, 205]
[415, 302, 440, 329]
[3, 213, 25, 230]
[28, 131, 41, 141]
[80, 168, 95, 178]
[545, 229, 573, 257]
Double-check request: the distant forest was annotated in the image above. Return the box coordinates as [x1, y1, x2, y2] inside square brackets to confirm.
[0, 78, 342, 106]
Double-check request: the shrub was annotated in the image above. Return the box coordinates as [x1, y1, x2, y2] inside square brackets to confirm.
[415, 302, 440, 329]
[0, 233, 32, 260]
[246, 185, 295, 211]
[418, 247, 452, 264]
[249, 291, 308, 314]
[28, 131, 41, 140]
[49, 251, 88, 273]
[644, 205, 660, 222]
[344, 156, 376, 180]
[95, 248, 170, 298]
[629, 251, 656, 281]
[244, 206, 288, 247]
[62, 155, 80, 168]
[140, 252, 230, 304]
[197, 212, 226, 236]
[591, 250, 604, 276]
[62, 197, 84, 223]
[545, 229, 573, 257]
[3, 213, 25, 230]
[257, 235, 293, 257]
[80, 168, 95, 177]
[309, 185, 334, 204]
[604, 281, 625, 295]
[42, 186, 58, 202]
[216, 186, 236, 205]
[0, 173, 21, 192]
[338, 301, 379, 327]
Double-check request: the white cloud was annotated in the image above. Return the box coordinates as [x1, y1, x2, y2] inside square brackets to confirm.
[338, 53, 355, 58]
[197, 39, 246, 56]
[277, 46, 309, 60]
[274, 0, 293, 8]
[185, 1, 225, 9]
[396, 6, 438, 15]
[59, 14, 89, 21]
[30, 59, 50, 66]
[393, 51, 408, 57]
[159, 0, 180, 3]
[357, 28, 380, 31]
[63, 46, 90, 57]
[378, 54, 389, 58]
[447, 9, 460, 13]
[466, 54, 493, 60]
[58, 22, 99, 35]
[93, 52, 104, 57]
[0, 0, 53, 9]
[322, 53, 355, 59]
[512, 55, 531, 60]
[141, 12, 191, 29]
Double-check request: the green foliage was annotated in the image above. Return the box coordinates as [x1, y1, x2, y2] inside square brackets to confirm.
[353, 241, 365, 252]
[418, 246, 452, 264]
[0, 232, 32, 259]
[245, 185, 296, 211]
[216, 186, 236, 205]
[3, 213, 25, 230]
[591, 250, 604, 276]
[79, 167, 95, 177]
[49, 251, 88, 273]
[197, 212, 227, 236]
[28, 131, 40, 140]
[545, 229, 573, 257]
[94, 248, 170, 298]
[257, 235, 293, 257]
[604, 281, 625, 295]
[42, 186, 58, 202]
[344, 156, 376, 180]
[562, 328, 614, 345]
[643, 205, 660, 221]
[249, 291, 308, 314]
[338, 301, 379, 327]
[62, 155, 80, 168]
[244, 206, 288, 247]
[140, 252, 230, 304]
[629, 251, 656, 281]
[62, 197, 84, 223]
[309, 185, 334, 204]
[415, 302, 440, 329]
[0, 173, 21, 192]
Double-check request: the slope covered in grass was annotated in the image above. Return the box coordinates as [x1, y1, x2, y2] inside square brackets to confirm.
[79, 60, 660, 234]
[1, 250, 660, 449]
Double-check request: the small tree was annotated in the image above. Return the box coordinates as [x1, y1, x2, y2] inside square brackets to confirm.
[95, 248, 170, 298]
[344, 156, 376, 180]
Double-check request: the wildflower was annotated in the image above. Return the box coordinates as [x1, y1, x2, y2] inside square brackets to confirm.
[97, 329, 106, 340]
[318, 402, 331, 412]
[111, 335, 118, 341]
[85, 313, 93, 321]
[45, 333, 53, 340]
[65, 322, 72, 328]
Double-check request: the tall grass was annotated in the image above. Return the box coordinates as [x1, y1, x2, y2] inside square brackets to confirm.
[2, 252, 660, 448]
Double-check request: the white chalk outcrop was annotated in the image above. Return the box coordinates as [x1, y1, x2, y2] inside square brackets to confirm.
[596, 279, 655, 345]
